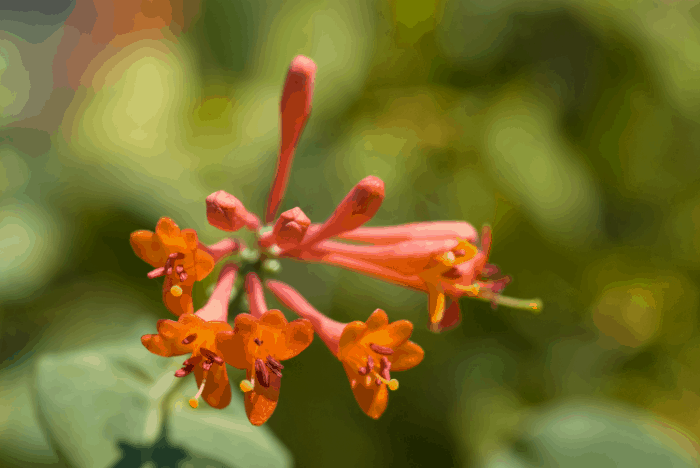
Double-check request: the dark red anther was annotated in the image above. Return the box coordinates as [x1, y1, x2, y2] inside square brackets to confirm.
[181, 333, 197, 345]
[166, 266, 173, 275]
[200, 347, 224, 365]
[182, 355, 202, 367]
[179, 272, 188, 282]
[147, 267, 166, 279]
[266, 355, 284, 371]
[358, 366, 368, 375]
[175, 363, 195, 377]
[454, 249, 466, 257]
[369, 343, 394, 355]
[375, 377, 383, 386]
[202, 361, 213, 372]
[255, 358, 270, 388]
[366, 355, 374, 370]
[441, 267, 462, 280]
[168, 252, 184, 260]
[176, 265, 184, 274]
[254, 338, 263, 345]
[380, 356, 391, 380]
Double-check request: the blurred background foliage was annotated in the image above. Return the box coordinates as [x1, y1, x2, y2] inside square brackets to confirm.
[2, 0, 700, 466]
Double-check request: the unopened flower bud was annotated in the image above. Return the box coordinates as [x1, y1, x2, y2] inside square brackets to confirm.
[272, 207, 311, 250]
[206, 190, 260, 232]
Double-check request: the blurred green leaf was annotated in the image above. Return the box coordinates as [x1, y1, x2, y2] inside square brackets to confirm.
[35, 339, 291, 468]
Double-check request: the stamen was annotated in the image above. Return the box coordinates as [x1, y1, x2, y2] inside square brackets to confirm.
[176, 265, 184, 274]
[175, 363, 195, 377]
[350, 379, 357, 388]
[169, 252, 185, 260]
[181, 333, 197, 344]
[266, 355, 284, 370]
[202, 361, 212, 372]
[369, 343, 394, 355]
[147, 267, 166, 279]
[455, 283, 480, 295]
[170, 285, 183, 297]
[454, 249, 466, 257]
[366, 355, 374, 370]
[373, 372, 399, 390]
[200, 347, 224, 365]
[189, 379, 206, 408]
[254, 338, 263, 345]
[179, 272, 188, 282]
[239, 379, 254, 392]
[167, 266, 173, 275]
[441, 267, 463, 280]
[483, 294, 543, 313]
[358, 366, 368, 375]
[255, 358, 270, 388]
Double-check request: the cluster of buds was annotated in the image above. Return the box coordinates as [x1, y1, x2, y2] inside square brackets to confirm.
[130, 56, 541, 424]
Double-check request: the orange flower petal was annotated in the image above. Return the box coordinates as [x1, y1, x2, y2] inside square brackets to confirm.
[194, 365, 232, 410]
[338, 321, 367, 356]
[279, 319, 314, 360]
[244, 370, 281, 426]
[373, 320, 413, 348]
[216, 331, 249, 369]
[389, 341, 424, 371]
[365, 309, 389, 333]
[156, 318, 184, 340]
[233, 314, 258, 336]
[162, 277, 195, 316]
[343, 363, 388, 419]
[181, 228, 199, 251]
[259, 309, 288, 331]
[130, 230, 168, 267]
[193, 249, 215, 281]
[156, 217, 187, 250]
[141, 334, 189, 357]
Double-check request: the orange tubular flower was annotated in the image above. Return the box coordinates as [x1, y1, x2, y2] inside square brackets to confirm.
[266, 280, 424, 419]
[141, 264, 238, 409]
[216, 305, 314, 425]
[130, 217, 218, 315]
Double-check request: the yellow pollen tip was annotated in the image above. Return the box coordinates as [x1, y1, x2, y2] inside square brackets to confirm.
[170, 285, 183, 297]
[189, 398, 199, 409]
[239, 379, 254, 392]
[388, 379, 399, 391]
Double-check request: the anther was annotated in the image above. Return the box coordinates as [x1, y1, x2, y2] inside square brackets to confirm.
[179, 272, 188, 282]
[175, 363, 195, 377]
[170, 285, 183, 297]
[189, 379, 206, 409]
[181, 333, 197, 345]
[366, 355, 374, 370]
[454, 249, 466, 257]
[254, 338, 263, 345]
[147, 267, 166, 279]
[266, 355, 284, 370]
[239, 379, 254, 392]
[200, 347, 224, 365]
[369, 343, 394, 355]
[176, 265, 184, 274]
[255, 358, 270, 388]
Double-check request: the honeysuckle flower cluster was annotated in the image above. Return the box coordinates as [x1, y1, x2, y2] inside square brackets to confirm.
[130, 55, 542, 424]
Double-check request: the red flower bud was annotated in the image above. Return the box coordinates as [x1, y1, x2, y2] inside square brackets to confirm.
[206, 190, 260, 232]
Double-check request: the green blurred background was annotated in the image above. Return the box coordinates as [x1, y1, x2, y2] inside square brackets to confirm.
[3, 0, 700, 467]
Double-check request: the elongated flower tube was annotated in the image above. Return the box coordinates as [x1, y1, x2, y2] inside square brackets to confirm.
[207, 190, 260, 232]
[295, 175, 385, 248]
[245, 273, 267, 319]
[310, 221, 479, 245]
[266, 280, 424, 419]
[130, 217, 223, 315]
[141, 264, 238, 409]
[216, 309, 314, 426]
[265, 55, 317, 224]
